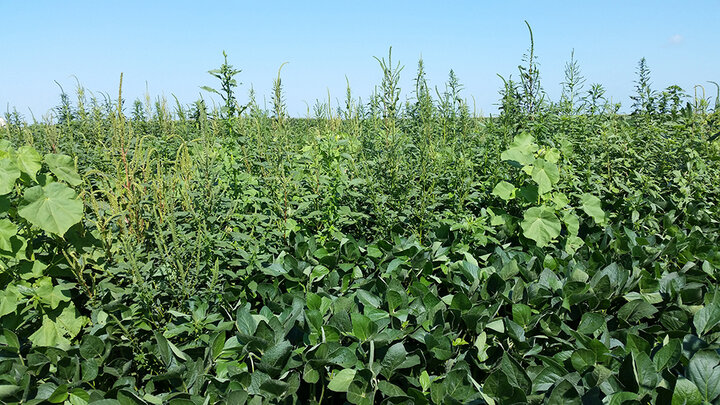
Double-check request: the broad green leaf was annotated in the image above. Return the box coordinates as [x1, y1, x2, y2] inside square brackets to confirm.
[608, 392, 638, 405]
[117, 390, 145, 405]
[377, 380, 404, 397]
[47, 384, 69, 403]
[347, 369, 374, 405]
[501, 132, 538, 166]
[236, 304, 257, 335]
[687, 350, 720, 402]
[486, 319, 505, 333]
[483, 370, 516, 402]
[68, 388, 90, 405]
[553, 192, 569, 208]
[672, 378, 704, 405]
[259, 379, 289, 397]
[419, 370, 431, 392]
[261, 340, 291, 367]
[571, 349, 596, 372]
[500, 353, 531, 393]
[35, 277, 71, 309]
[618, 300, 658, 324]
[55, 303, 87, 339]
[580, 193, 606, 225]
[635, 352, 659, 391]
[154, 332, 172, 366]
[518, 184, 539, 203]
[29, 316, 71, 348]
[303, 364, 320, 383]
[578, 312, 605, 335]
[492, 181, 516, 201]
[562, 211, 579, 236]
[475, 332, 488, 362]
[0, 385, 21, 399]
[545, 147, 561, 163]
[328, 368, 356, 392]
[351, 313, 376, 342]
[0, 284, 20, 317]
[547, 380, 581, 405]
[381, 342, 408, 378]
[16, 145, 42, 181]
[0, 158, 20, 195]
[80, 335, 105, 359]
[44, 154, 82, 186]
[18, 260, 47, 280]
[531, 158, 560, 194]
[654, 339, 682, 371]
[505, 318, 526, 342]
[0, 219, 17, 251]
[451, 292, 472, 311]
[19, 182, 83, 236]
[693, 290, 720, 336]
[565, 235, 584, 255]
[386, 289, 406, 313]
[521, 206, 561, 247]
[512, 303, 532, 327]
[2, 329, 19, 349]
[210, 331, 225, 360]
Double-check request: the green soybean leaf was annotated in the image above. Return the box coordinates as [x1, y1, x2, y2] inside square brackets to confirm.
[80, 335, 105, 359]
[547, 380, 581, 405]
[693, 290, 720, 336]
[578, 312, 605, 335]
[521, 206, 561, 247]
[0, 385, 21, 399]
[512, 303, 532, 327]
[377, 380, 405, 398]
[451, 292, 472, 311]
[347, 370, 374, 405]
[580, 193, 606, 225]
[571, 349, 596, 372]
[236, 304, 257, 336]
[672, 378, 704, 405]
[500, 353, 531, 393]
[618, 300, 657, 324]
[328, 368, 356, 392]
[18, 182, 83, 236]
[419, 370, 431, 392]
[44, 154, 82, 186]
[654, 339, 681, 371]
[381, 342, 408, 378]
[68, 388, 90, 405]
[687, 350, 720, 402]
[47, 384, 69, 403]
[635, 352, 659, 391]
[351, 313, 376, 342]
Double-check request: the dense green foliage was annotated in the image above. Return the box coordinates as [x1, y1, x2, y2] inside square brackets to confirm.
[2, 49, 720, 404]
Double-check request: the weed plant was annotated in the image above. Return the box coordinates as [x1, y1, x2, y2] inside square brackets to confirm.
[1, 36, 720, 404]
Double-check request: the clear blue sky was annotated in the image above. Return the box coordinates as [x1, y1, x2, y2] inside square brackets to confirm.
[1, 1, 718, 119]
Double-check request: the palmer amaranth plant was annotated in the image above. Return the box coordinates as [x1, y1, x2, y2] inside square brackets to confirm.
[1, 24, 720, 405]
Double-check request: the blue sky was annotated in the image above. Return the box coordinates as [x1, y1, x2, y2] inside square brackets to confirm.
[1, 1, 718, 118]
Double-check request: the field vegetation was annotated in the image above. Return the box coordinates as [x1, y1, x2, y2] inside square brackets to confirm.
[2, 31, 720, 404]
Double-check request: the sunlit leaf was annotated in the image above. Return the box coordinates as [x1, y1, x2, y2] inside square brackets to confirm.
[18, 182, 83, 236]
